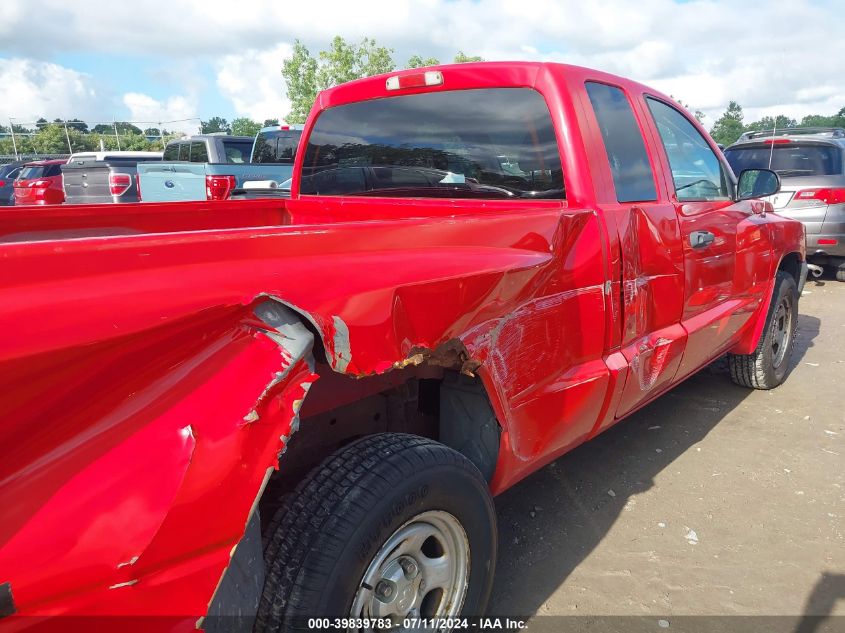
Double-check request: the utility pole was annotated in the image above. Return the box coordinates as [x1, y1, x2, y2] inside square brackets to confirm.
[8, 117, 19, 160]
[63, 119, 73, 154]
[158, 121, 164, 150]
[113, 117, 121, 151]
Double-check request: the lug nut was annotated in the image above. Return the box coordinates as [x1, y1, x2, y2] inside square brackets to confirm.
[399, 557, 419, 579]
[375, 581, 394, 601]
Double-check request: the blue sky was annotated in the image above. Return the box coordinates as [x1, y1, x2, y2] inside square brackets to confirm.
[1, 0, 843, 133]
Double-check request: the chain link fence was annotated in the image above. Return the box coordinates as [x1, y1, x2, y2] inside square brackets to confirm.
[0, 154, 70, 166]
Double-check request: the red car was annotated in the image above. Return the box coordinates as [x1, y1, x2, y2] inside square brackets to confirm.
[0, 63, 806, 630]
[13, 158, 67, 205]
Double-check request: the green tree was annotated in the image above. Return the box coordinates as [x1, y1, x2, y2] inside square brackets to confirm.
[30, 123, 93, 153]
[710, 101, 745, 146]
[201, 117, 231, 134]
[357, 37, 395, 77]
[282, 37, 483, 124]
[407, 55, 440, 68]
[91, 122, 143, 135]
[453, 51, 483, 63]
[800, 114, 835, 127]
[263, 118, 280, 127]
[67, 118, 89, 133]
[315, 36, 395, 90]
[231, 117, 262, 137]
[744, 115, 796, 133]
[282, 40, 319, 124]
[283, 36, 396, 124]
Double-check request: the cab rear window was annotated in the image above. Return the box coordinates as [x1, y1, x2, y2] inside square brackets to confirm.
[300, 88, 564, 199]
[252, 131, 302, 164]
[725, 144, 843, 177]
[221, 139, 253, 164]
[18, 165, 59, 179]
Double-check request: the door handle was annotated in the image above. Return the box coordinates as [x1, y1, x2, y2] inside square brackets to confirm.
[690, 230, 715, 249]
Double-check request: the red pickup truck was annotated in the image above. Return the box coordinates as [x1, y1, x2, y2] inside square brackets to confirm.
[0, 62, 806, 632]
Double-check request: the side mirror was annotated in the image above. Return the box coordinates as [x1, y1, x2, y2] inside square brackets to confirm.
[737, 168, 780, 200]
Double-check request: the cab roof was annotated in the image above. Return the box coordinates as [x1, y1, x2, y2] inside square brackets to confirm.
[315, 61, 670, 111]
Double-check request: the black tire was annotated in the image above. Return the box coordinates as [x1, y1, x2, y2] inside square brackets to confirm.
[255, 433, 497, 632]
[728, 271, 797, 389]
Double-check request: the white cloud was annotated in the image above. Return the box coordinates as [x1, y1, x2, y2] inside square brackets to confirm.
[122, 92, 200, 135]
[1, 0, 844, 126]
[215, 44, 293, 123]
[0, 58, 100, 122]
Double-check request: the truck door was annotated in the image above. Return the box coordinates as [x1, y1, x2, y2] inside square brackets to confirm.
[581, 82, 687, 420]
[642, 98, 768, 378]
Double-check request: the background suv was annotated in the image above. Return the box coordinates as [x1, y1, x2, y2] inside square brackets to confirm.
[13, 159, 67, 205]
[0, 161, 25, 206]
[724, 127, 845, 280]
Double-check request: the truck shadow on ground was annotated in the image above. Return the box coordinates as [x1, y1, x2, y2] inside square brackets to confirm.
[489, 313, 821, 617]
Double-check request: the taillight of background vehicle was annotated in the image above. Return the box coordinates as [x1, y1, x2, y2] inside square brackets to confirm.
[109, 173, 132, 197]
[794, 188, 845, 205]
[29, 181, 52, 201]
[206, 175, 236, 201]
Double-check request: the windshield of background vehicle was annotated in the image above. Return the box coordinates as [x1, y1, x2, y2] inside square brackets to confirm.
[299, 87, 565, 199]
[724, 144, 843, 177]
[252, 130, 302, 164]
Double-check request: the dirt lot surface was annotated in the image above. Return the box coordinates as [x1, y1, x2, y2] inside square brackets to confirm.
[490, 274, 844, 629]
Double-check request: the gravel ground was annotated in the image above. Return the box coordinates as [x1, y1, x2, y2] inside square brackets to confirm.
[490, 273, 844, 629]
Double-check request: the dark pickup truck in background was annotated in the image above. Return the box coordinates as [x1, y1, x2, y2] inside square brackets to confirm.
[62, 151, 163, 204]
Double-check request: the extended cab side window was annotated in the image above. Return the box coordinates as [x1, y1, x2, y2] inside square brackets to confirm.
[585, 82, 657, 203]
[646, 98, 730, 201]
[163, 143, 179, 161]
[190, 142, 209, 163]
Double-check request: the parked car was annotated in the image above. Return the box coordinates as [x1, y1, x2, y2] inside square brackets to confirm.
[724, 127, 845, 280]
[0, 161, 25, 206]
[137, 126, 303, 202]
[62, 151, 163, 204]
[13, 158, 67, 205]
[0, 62, 806, 630]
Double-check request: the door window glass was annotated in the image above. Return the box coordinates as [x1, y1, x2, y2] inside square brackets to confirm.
[647, 98, 730, 201]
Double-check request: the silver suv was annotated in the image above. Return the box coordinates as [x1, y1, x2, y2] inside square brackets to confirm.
[725, 127, 845, 281]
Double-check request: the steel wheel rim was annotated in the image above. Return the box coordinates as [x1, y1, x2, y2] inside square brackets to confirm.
[770, 296, 792, 369]
[349, 510, 470, 629]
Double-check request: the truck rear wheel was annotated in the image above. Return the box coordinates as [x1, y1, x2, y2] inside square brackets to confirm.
[255, 433, 497, 632]
[728, 271, 797, 389]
